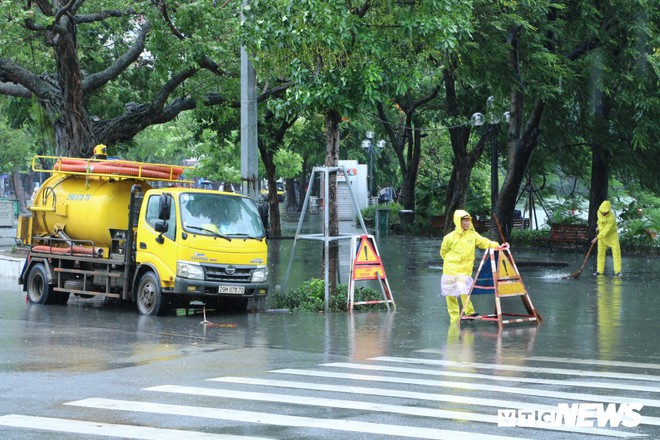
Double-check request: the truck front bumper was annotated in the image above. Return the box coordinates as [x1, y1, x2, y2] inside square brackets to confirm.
[170, 278, 268, 299]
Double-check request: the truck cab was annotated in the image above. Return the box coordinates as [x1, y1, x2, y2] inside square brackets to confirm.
[135, 188, 268, 314]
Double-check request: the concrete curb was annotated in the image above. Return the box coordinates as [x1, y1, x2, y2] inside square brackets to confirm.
[0, 253, 24, 281]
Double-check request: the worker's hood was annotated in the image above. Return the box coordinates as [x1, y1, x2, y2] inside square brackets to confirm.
[453, 209, 474, 234]
[598, 200, 611, 213]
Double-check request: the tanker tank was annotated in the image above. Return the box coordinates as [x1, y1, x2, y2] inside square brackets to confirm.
[30, 173, 151, 250]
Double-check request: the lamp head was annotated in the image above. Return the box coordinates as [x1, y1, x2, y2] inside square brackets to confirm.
[470, 113, 485, 127]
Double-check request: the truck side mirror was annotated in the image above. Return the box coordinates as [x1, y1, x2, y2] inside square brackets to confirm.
[158, 194, 171, 220]
[154, 221, 168, 233]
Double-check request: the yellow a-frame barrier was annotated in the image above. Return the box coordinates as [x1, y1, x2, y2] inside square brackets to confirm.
[459, 247, 542, 328]
[348, 234, 396, 312]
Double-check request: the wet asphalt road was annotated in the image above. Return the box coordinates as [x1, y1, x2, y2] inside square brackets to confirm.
[0, 214, 659, 439]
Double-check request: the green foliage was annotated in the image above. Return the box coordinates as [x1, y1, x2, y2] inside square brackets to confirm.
[272, 278, 386, 312]
[415, 135, 451, 220]
[242, 0, 473, 118]
[545, 194, 589, 225]
[509, 228, 550, 246]
[359, 202, 403, 224]
[273, 149, 303, 179]
[620, 236, 660, 255]
[617, 189, 660, 245]
[0, 117, 36, 173]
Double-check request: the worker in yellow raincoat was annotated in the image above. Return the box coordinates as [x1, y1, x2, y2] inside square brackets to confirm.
[440, 210, 500, 323]
[592, 200, 622, 276]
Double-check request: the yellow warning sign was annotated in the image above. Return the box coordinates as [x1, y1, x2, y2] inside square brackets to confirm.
[498, 255, 516, 279]
[354, 236, 381, 265]
[498, 281, 526, 296]
[348, 234, 395, 310]
[354, 265, 386, 281]
[497, 251, 526, 296]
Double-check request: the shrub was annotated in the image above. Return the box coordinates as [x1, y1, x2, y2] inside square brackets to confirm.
[509, 228, 549, 246]
[359, 202, 403, 225]
[272, 278, 387, 312]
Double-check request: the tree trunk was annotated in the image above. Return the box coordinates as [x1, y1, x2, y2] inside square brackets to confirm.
[588, 144, 609, 233]
[442, 65, 489, 235]
[490, 27, 545, 242]
[323, 110, 341, 295]
[399, 128, 423, 212]
[285, 178, 297, 211]
[11, 168, 28, 215]
[493, 99, 545, 241]
[298, 157, 309, 211]
[258, 146, 281, 238]
[444, 155, 473, 234]
[587, 89, 611, 234]
[48, 6, 95, 156]
[377, 86, 439, 213]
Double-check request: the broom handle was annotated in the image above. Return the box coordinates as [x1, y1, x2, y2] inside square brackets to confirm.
[579, 240, 596, 271]
[493, 213, 506, 244]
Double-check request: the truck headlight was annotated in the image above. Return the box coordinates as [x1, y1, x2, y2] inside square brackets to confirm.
[251, 266, 268, 283]
[177, 261, 205, 280]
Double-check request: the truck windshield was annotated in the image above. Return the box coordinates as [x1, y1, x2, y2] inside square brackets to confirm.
[179, 193, 265, 239]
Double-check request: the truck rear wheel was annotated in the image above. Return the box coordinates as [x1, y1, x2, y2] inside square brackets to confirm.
[136, 272, 163, 316]
[26, 263, 54, 305]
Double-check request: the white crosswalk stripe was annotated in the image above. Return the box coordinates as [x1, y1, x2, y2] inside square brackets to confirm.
[269, 368, 660, 408]
[0, 353, 657, 439]
[65, 397, 526, 440]
[321, 361, 660, 393]
[0, 414, 272, 440]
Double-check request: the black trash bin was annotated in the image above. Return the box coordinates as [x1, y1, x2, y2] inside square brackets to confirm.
[398, 209, 415, 229]
[376, 208, 390, 239]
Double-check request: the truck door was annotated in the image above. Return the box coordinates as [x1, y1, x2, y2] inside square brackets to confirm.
[137, 193, 178, 287]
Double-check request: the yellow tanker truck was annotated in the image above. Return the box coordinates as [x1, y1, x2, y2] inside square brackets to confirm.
[16, 155, 268, 315]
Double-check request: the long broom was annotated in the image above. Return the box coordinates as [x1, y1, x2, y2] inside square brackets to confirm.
[493, 214, 507, 244]
[569, 240, 596, 279]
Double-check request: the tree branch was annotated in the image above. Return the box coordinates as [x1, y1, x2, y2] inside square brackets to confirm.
[153, 66, 200, 110]
[0, 58, 42, 96]
[54, 0, 77, 24]
[75, 9, 131, 24]
[82, 21, 151, 94]
[407, 86, 440, 115]
[0, 82, 32, 98]
[159, 0, 186, 40]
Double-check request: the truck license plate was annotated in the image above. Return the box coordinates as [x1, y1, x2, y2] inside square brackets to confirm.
[218, 286, 245, 294]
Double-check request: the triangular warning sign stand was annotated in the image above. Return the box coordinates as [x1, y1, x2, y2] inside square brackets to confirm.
[459, 246, 542, 328]
[348, 235, 396, 312]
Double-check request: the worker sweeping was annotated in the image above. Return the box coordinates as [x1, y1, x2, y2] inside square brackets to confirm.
[592, 200, 622, 276]
[440, 210, 500, 323]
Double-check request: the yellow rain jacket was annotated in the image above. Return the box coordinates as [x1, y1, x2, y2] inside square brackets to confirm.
[596, 200, 622, 274]
[596, 201, 618, 241]
[440, 210, 499, 276]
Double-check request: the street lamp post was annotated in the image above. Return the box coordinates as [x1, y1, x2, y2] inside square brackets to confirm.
[361, 131, 385, 204]
[471, 97, 510, 214]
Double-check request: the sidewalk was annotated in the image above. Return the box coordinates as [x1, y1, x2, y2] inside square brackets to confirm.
[0, 226, 24, 281]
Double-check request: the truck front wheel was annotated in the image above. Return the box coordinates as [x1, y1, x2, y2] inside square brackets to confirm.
[136, 272, 163, 316]
[26, 263, 54, 305]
